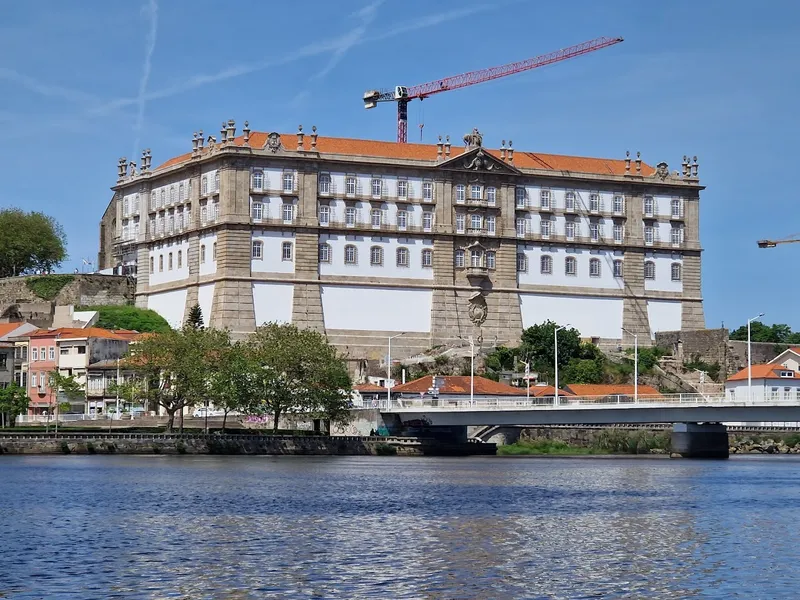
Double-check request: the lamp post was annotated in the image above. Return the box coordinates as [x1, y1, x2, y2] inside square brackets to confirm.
[469, 336, 475, 405]
[524, 361, 530, 403]
[554, 325, 569, 406]
[747, 312, 764, 402]
[387, 333, 406, 408]
[622, 327, 638, 404]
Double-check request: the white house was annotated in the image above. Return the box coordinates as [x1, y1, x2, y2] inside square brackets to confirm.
[769, 347, 800, 372]
[725, 364, 800, 403]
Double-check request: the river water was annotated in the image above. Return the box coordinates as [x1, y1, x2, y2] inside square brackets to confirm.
[1, 455, 799, 599]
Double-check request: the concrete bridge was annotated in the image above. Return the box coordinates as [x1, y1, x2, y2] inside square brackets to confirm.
[377, 394, 800, 458]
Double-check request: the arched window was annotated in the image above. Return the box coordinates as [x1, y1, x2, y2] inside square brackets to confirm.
[159, 255, 163, 272]
[177, 250, 182, 269]
[319, 243, 331, 263]
[160, 189, 165, 207]
[454, 249, 465, 268]
[201, 176, 208, 195]
[540, 255, 552, 274]
[214, 172, 220, 192]
[252, 170, 263, 190]
[565, 256, 576, 275]
[149, 256, 154, 272]
[516, 253, 528, 273]
[179, 183, 185, 201]
[169, 186, 175, 204]
[168, 252, 173, 271]
[613, 259, 623, 278]
[252, 240, 263, 260]
[644, 261, 655, 280]
[212, 242, 217, 261]
[200, 244, 206, 263]
[671, 262, 682, 281]
[344, 244, 357, 265]
[370, 246, 383, 266]
[318, 173, 331, 195]
[421, 248, 433, 268]
[589, 258, 601, 277]
[396, 247, 409, 267]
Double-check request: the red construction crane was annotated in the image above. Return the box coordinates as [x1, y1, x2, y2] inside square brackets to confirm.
[363, 36, 624, 143]
[757, 234, 800, 248]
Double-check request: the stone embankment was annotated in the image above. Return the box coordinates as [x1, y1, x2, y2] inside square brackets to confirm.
[729, 438, 800, 455]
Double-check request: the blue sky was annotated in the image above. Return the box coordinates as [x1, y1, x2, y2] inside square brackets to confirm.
[1, 0, 799, 331]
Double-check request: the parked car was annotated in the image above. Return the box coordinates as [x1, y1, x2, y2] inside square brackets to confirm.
[192, 407, 225, 418]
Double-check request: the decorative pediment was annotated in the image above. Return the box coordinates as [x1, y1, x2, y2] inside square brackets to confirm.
[651, 161, 681, 182]
[262, 132, 283, 153]
[438, 147, 521, 175]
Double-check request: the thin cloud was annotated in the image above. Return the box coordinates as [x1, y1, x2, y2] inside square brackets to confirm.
[312, 0, 383, 80]
[0, 67, 99, 104]
[132, 0, 159, 159]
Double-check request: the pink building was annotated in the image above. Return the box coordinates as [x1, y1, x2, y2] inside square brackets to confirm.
[26, 330, 59, 414]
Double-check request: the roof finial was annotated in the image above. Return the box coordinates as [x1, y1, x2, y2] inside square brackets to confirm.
[635, 151, 642, 174]
[500, 140, 507, 161]
[243, 121, 250, 145]
[297, 124, 305, 151]
[311, 125, 318, 149]
[507, 140, 514, 164]
[624, 150, 631, 174]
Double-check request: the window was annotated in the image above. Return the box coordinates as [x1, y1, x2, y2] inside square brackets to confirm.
[214, 172, 220, 192]
[455, 184, 465, 204]
[49, 347, 55, 361]
[470, 214, 482, 231]
[397, 179, 408, 199]
[344, 245, 357, 264]
[671, 198, 682, 218]
[345, 207, 357, 227]
[613, 260, 623, 278]
[644, 225, 654, 245]
[396, 247, 409, 267]
[397, 210, 408, 230]
[644, 261, 656, 280]
[590, 222, 599, 241]
[470, 185, 482, 200]
[589, 258, 601, 277]
[168, 214, 174, 234]
[318, 205, 330, 226]
[60, 346, 69, 356]
[319, 244, 331, 263]
[565, 221, 576, 240]
[252, 170, 263, 190]
[422, 248, 433, 268]
[32, 347, 38, 361]
[540, 190, 551, 209]
[212, 243, 217, 261]
[486, 186, 496, 205]
[540, 255, 552, 274]
[540, 218, 551, 238]
[123, 197, 130, 216]
[565, 256, 577, 276]
[212, 200, 220, 221]
[470, 249, 482, 267]
[486, 216, 496, 235]
[671, 262, 682, 281]
[282, 172, 294, 193]
[613, 223, 623, 243]
[282, 242, 293, 261]
[486, 251, 496, 269]
[159, 254, 164, 272]
[251, 201, 263, 221]
[423, 211, 433, 232]
[318, 174, 331, 195]
[200, 204, 207, 225]
[160, 189, 166, 207]
[516, 253, 528, 272]
[515, 187, 526, 208]
[371, 209, 382, 229]
[201, 176, 208, 195]
[200, 245, 206, 263]
[76, 346, 86, 355]
[177, 250, 182, 269]
[370, 246, 384, 266]
[613, 195, 624, 214]
[455, 249, 465, 268]
[371, 178, 382, 198]
[150, 256, 154, 272]
[346, 176, 356, 196]
[671, 226, 683, 246]
[168, 252, 173, 270]
[643, 196, 654, 217]
[150, 192, 156, 211]
[565, 191, 576, 211]
[456, 213, 466, 233]
[416, 181, 430, 202]
[179, 182, 185, 201]
[169, 186, 176, 205]
[516, 218, 527, 237]
[282, 203, 294, 223]
[31, 374, 36, 388]
[252, 241, 263, 260]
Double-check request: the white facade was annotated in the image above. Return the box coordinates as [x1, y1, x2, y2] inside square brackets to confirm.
[198, 233, 217, 276]
[253, 282, 294, 326]
[519, 293, 624, 340]
[644, 253, 683, 293]
[726, 379, 800, 403]
[320, 286, 432, 332]
[251, 230, 295, 274]
[147, 289, 188, 329]
[646, 300, 683, 337]
[149, 239, 190, 286]
[517, 245, 624, 290]
[319, 234, 434, 280]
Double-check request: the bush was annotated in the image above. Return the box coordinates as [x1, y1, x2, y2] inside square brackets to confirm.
[498, 439, 594, 455]
[60, 441, 71, 454]
[81, 305, 171, 333]
[683, 354, 722, 382]
[595, 429, 670, 454]
[374, 443, 397, 456]
[26, 275, 74, 300]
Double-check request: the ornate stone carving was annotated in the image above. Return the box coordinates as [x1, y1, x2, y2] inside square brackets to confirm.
[463, 148, 499, 172]
[266, 132, 282, 153]
[463, 128, 483, 149]
[654, 161, 669, 181]
[468, 292, 488, 326]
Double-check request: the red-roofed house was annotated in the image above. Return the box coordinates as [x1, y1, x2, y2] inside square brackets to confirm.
[769, 347, 800, 372]
[527, 384, 573, 398]
[725, 364, 800, 402]
[392, 375, 525, 400]
[564, 384, 662, 399]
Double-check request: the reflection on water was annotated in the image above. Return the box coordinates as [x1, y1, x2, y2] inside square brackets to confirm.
[1, 455, 799, 599]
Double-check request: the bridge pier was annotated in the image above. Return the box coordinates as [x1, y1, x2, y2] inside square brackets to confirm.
[670, 423, 729, 459]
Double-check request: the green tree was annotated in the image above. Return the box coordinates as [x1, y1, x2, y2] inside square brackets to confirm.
[127, 326, 229, 431]
[244, 323, 352, 432]
[0, 384, 30, 428]
[209, 341, 254, 432]
[0, 208, 67, 276]
[48, 371, 85, 434]
[519, 321, 582, 381]
[729, 321, 797, 343]
[85, 305, 171, 333]
[562, 358, 605, 384]
[107, 376, 145, 413]
[185, 304, 205, 330]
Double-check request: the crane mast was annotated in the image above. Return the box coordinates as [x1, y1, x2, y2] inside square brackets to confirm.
[363, 36, 624, 143]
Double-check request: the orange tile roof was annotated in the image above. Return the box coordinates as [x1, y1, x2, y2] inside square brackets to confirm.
[727, 364, 800, 381]
[0, 323, 24, 338]
[154, 131, 654, 177]
[565, 384, 662, 397]
[393, 375, 524, 396]
[528, 385, 573, 397]
[354, 383, 386, 393]
[27, 327, 127, 341]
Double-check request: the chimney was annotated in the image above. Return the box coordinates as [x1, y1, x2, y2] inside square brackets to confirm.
[297, 124, 305, 151]
[500, 140, 507, 161]
[141, 150, 148, 173]
[691, 156, 698, 178]
[117, 157, 127, 179]
[624, 150, 631, 174]
[310, 125, 318, 150]
[444, 135, 451, 158]
[197, 130, 204, 151]
[507, 140, 514, 164]
[681, 155, 688, 177]
[220, 122, 227, 144]
[436, 135, 443, 161]
[227, 119, 236, 143]
[243, 121, 250, 145]
[145, 149, 152, 171]
[635, 151, 642, 174]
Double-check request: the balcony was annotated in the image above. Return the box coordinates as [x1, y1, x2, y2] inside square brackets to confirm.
[466, 265, 489, 278]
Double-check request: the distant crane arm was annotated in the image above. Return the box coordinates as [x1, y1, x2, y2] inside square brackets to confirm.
[757, 237, 800, 248]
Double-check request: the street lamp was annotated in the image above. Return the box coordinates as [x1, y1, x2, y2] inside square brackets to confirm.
[469, 336, 475, 405]
[387, 333, 406, 408]
[554, 325, 570, 407]
[622, 327, 639, 404]
[747, 312, 764, 402]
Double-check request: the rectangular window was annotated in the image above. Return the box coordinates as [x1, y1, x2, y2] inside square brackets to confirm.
[423, 182, 433, 201]
[371, 178, 382, 198]
[318, 174, 331, 195]
[455, 184, 465, 204]
[470, 185, 482, 200]
[613, 223, 623, 243]
[671, 227, 683, 246]
[251, 201, 263, 221]
[470, 214, 482, 231]
[644, 196, 654, 217]
[589, 193, 600, 213]
[470, 249, 481, 267]
[486, 187, 496, 206]
[318, 205, 330, 226]
[31, 374, 36, 388]
[346, 176, 357, 196]
[282, 203, 294, 223]
[613, 260, 623, 278]
[397, 210, 408, 230]
[32, 347, 38, 361]
[345, 207, 357, 227]
[565, 221, 575, 240]
[60, 346, 69, 355]
[590, 222, 599, 241]
[456, 213, 465, 234]
[282, 172, 294, 193]
[486, 216, 496, 235]
[282, 242, 293, 261]
[644, 225, 654, 245]
[422, 249, 433, 268]
[319, 244, 330, 263]
[397, 180, 408, 199]
[517, 253, 527, 273]
[49, 347, 55, 361]
[540, 190, 551, 209]
[540, 219, 551, 238]
[516, 218, 527, 237]
[252, 241, 262, 259]
[486, 251, 496, 270]
[454, 249, 465, 268]
[77, 346, 86, 355]
[423, 211, 433, 232]
[565, 191, 576, 212]
[671, 198, 683, 218]
[515, 187, 526, 209]
[200, 205, 207, 225]
[613, 195, 624, 214]
[371, 209, 382, 229]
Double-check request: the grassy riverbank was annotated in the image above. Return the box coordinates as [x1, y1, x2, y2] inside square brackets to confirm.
[498, 440, 599, 456]
[499, 430, 672, 456]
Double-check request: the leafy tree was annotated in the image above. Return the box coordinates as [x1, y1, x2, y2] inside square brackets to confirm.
[0, 384, 30, 427]
[0, 208, 67, 276]
[83, 305, 171, 333]
[47, 372, 84, 434]
[244, 323, 352, 432]
[107, 377, 145, 412]
[128, 326, 230, 431]
[208, 341, 254, 431]
[484, 346, 519, 374]
[562, 358, 605, 384]
[729, 321, 798, 344]
[519, 321, 582, 381]
[185, 304, 205, 330]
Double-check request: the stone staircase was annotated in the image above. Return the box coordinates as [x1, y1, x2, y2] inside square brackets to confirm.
[657, 357, 724, 396]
